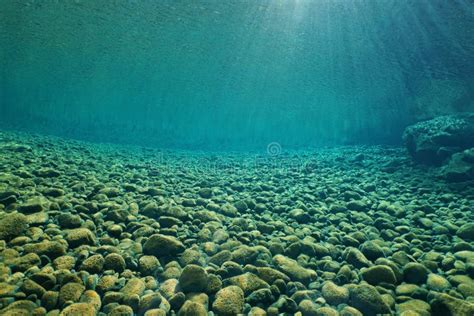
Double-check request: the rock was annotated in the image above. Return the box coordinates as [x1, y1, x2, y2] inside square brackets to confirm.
[212, 286, 244, 316]
[10, 253, 41, 272]
[457, 223, 474, 241]
[0, 300, 37, 315]
[339, 306, 363, 316]
[273, 255, 317, 284]
[430, 293, 474, 316]
[121, 278, 145, 298]
[206, 274, 222, 294]
[232, 245, 260, 265]
[209, 250, 232, 266]
[43, 187, 64, 197]
[178, 300, 207, 316]
[58, 282, 85, 307]
[315, 307, 339, 316]
[397, 299, 431, 315]
[403, 263, 429, 284]
[347, 200, 367, 211]
[139, 255, 161, 276]
[139, 293, 162, 313]
[17, 197, 48, 213]
[321, 281, 349, 305]
[143, 234, 185, 257]
[198, 188, 213, 198]
[21, 279, 46, 297]
[26, 211, 49, 225]
[0, 282, 19, 298]
[59, 303, 95, 316]
[65, 228, 96, 248]
[104, 253, 126, 272]
[96, 275, 118, 294]
[30, 272, 56, 290]
[349, 284, 390, 316]
[246, 288, 274, 306]
[288, 208, 311, 223]
[234, 200, 248, 212]
[57, 214, 82, 229]
[299, 299, 319, 316]
[178, 265, 208, 293]
[41, 290, 59, 310]
[426, 273, 450, 291]
[80, 290, 102, 311]
[53, 256, 76, 270]
[441, 148, 474, 182]
[169, 292, 186, 310]
[220, 204, 239, 217]
[80, 254, 105, 274]
[361, 265, 397, 285]
[256, 267, 291, 284]
[248, 306, 267, 316]
[109, 305, 134, 316]
[403, 113, 474, 165]
[179, 248, 203, 266]
[0, 213, 28, 240]
[225, 272, 269, 295]
[23, 241, 66, 259]
[360, 241, 385, 261]
[35, 168, 61, 178]
[343, 247, 371, 268]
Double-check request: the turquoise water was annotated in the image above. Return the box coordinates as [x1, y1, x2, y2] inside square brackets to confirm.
[1, 0, 472, 149]
[1, 2, 474, 315]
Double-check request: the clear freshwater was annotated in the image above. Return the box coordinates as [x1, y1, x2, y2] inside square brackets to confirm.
[1, 0, 472, 149]
[0, 1, 473, 316]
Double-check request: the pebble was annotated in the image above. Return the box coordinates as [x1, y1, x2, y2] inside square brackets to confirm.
[321, 281, 349, 305]
[178, 265, 208, 293]
[403, 263, 429, 284]
[273, 255, 317, 284]
[212, 286, 244, 315]
[0, 213, 28, 240]
[1, 132, 473, 316]
[361, 265, 397, 285]
[143, 234, 185, 257]
[349, 284, 390, 316]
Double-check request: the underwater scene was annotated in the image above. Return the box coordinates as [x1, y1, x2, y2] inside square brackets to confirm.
[0, 1, 473, 315]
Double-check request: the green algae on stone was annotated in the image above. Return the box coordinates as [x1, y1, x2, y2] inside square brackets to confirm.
[0, 213, 28, 240]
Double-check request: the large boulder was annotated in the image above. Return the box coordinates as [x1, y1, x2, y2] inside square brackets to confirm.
[403, 113, 474, 165]
[440, 148, 474, 182]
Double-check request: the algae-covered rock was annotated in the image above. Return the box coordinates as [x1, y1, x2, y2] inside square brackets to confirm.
[178, 264, 208, 293]
[321, 281, 349, 305]
[273, 255, 317, 284]
[441, 148, 474, 182]
[225, 272, 269, 295]
[80, 254, 105, 274]
[212, 286, 244, 315]
[58, 282, 85, 307]
[361, 265, 397, 285]
[403, 262, 429, 284]
[403, 113, 474, 165]
[178, 300, 207, 316]
[457, 223, 474, 241]
[397, 299, 431, 316]
[0, 212, 28, 240]
[23, 240, 66, 259]
[430, 292, 474, 316]
[343, 247, 371, 268]
[349, 284, 390, 316]
[17, 197, 49, 213]
[143, 234, 185, 257]
[65, 228, 96, 247]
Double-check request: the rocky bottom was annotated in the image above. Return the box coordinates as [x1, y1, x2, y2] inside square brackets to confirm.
[0, 130, 473, 316]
